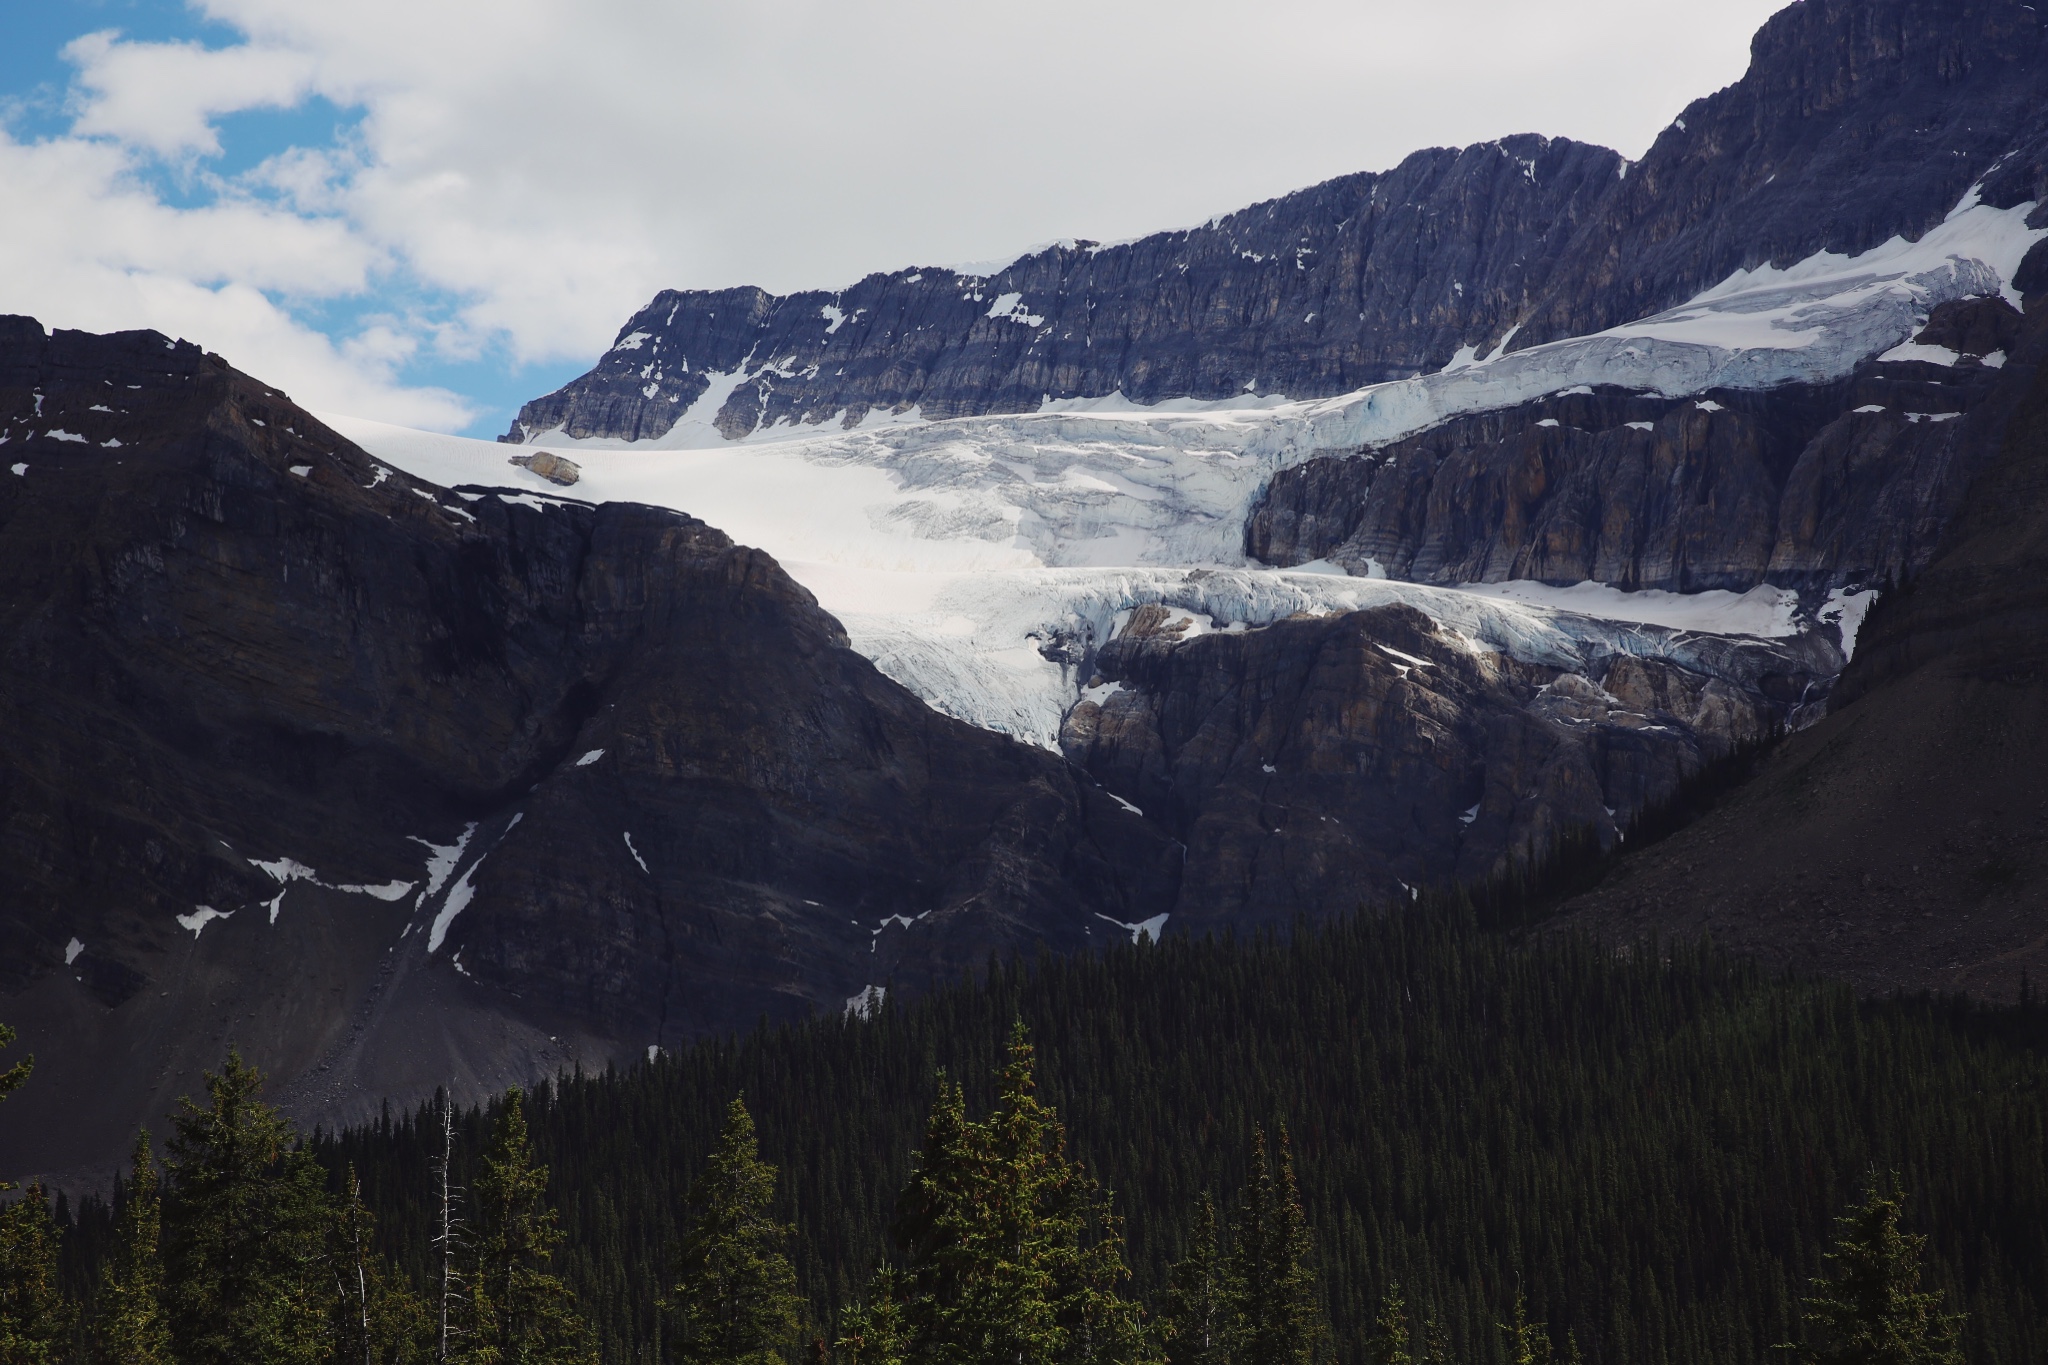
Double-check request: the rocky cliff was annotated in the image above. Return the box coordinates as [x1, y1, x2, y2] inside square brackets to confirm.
[1554, 278, 2048, 999]
[1058, 602, 1823, 928]
[509, 0, 2048, 445]
[0, 318, 1180, 1182]
[1247, 299, 2025, 594]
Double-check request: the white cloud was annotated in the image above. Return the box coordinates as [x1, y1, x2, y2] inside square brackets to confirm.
[64, 30, 322, 159]
[4, 0, 1791, 426]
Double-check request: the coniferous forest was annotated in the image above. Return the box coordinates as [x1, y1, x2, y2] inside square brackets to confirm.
[5, 905, 2045, 1365]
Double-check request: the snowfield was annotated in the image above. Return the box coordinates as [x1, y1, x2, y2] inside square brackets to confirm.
[331, 190, 2039, 746]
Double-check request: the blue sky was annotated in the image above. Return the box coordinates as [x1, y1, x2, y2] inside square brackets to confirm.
[0, 0, 1788, 436]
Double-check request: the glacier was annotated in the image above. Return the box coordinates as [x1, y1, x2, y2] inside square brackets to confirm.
[334, 192, 2040, 747]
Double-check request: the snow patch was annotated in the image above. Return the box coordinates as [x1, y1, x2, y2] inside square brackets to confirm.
[45, 430, 85, 443]
[1094, 912, 1169, 945]
[64, 937, 83, 965]
[177, 906, 233, 937]
[290, 464, 312, 477]
[575, 748, 606, 766]
[1817, 587, 1879, 660]
[623, 831, 648, 873]
[845, 984, 887, 1019]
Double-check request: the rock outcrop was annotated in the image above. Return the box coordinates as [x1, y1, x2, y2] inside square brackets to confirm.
[1058, 603, 1812, 928]
[1247, 337, 2013, 594]
[508, 0, 2048, 444]
[0, 318, 1179, 1183]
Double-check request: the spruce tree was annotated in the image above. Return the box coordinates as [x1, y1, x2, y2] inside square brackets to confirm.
[0, 1181, 75, 1364]
[1160, 1195, 1234, 1365]
[96, 1131, 172, 1365]
[1367, 1286, 1411, 1365]
[1784, 1182, 1965, 1365]
[669, 1097, 804, 1364]
[1229, 1128, 1325, 1365]
[890, 1024, 1153, 1365]
[0, 1022, 29, 1198]
[461, 1087, 594, 1365]
[1499, 1295, 1553, 1365]
[334, 1165, 432, 1365]
[834, 1269, 908, 1365]
[162, 1050, 336, 1365]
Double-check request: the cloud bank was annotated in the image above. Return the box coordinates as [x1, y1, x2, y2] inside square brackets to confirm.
[0, 0, 1788, 431]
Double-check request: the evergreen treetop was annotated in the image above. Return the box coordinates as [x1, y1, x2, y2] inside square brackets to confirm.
[669, 1096, 805, 1365]
[1785, 1181, 1965, 1365]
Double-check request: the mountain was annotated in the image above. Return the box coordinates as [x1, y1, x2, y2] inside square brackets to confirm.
[1554, 265, 2048, 999]
[0, 318, 1182, 1182]
[505, 0, 2048, 447]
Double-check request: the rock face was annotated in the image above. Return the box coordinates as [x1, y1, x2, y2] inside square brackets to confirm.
[0, 318, 1179, 1183]
[1247, 333, 2014, 594]
[509, 0, 2048, 444]
[1058, 603, 1815, 927]
[1555, 285, 2048, 1000]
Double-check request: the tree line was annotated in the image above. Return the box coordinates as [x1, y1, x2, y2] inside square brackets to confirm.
[5, 903, 2047, 1363]
[0, 1016, 1977, 1365]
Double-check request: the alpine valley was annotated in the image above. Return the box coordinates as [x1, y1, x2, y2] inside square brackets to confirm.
[8, 0, 2048, 1202]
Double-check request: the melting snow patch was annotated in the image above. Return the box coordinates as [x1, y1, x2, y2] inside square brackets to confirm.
[251, 856, 319, 884]
[9, 464, 23, 476]
[615, 331, 652, 350]
[89, 404, 111, 413]
[1695, 401, 1725, 413]
[429, 859, 485, 953]
[1817, 587, 1880, 659]
[846, 984, 887, 1019]
[290, 465, 312, 477]
[821, 304, 847, 334]
[334, 881, 415, 901]
[1379, 645, 1435, 669]
[1626, 421, 1655, 432]
[1536, 418, 1561, 428]
[177, 906, 233, 937]
[986, 293, 1046, 327]
[1982, 350, 2007, 369]
[576, 748, 605, 766]
[647, 1044, 663, 1062]
[1878, 340, 1962, 366]
[1108, 792, 1144, 817]
[1906, 412, 1962, 423]
[1460, 804, 1480, 826]
[45, 430, 85, 443]
[410, 824, 476, 907]
[64, 937, 83, 965]
[102, 438, 122, 449]
[1853, 405, 1887, 415]
[623, 831, 648, 873]
[1095, 912, 1169, 945]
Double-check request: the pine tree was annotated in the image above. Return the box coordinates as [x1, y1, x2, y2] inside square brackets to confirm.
[461, 1087, 594, 1365]
[1784, 1181, 1965, 1365]
[95, 1131, 172, 1365]
[1229, 1128, 1326, 1365]
[0, 1181, 75, 1364]
[668, 1097, 805, 1365]
[162, 1049, 336, 1365]
[1367, 1286, 1411, 1365]
[1160, 1195, 1234, 1365]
